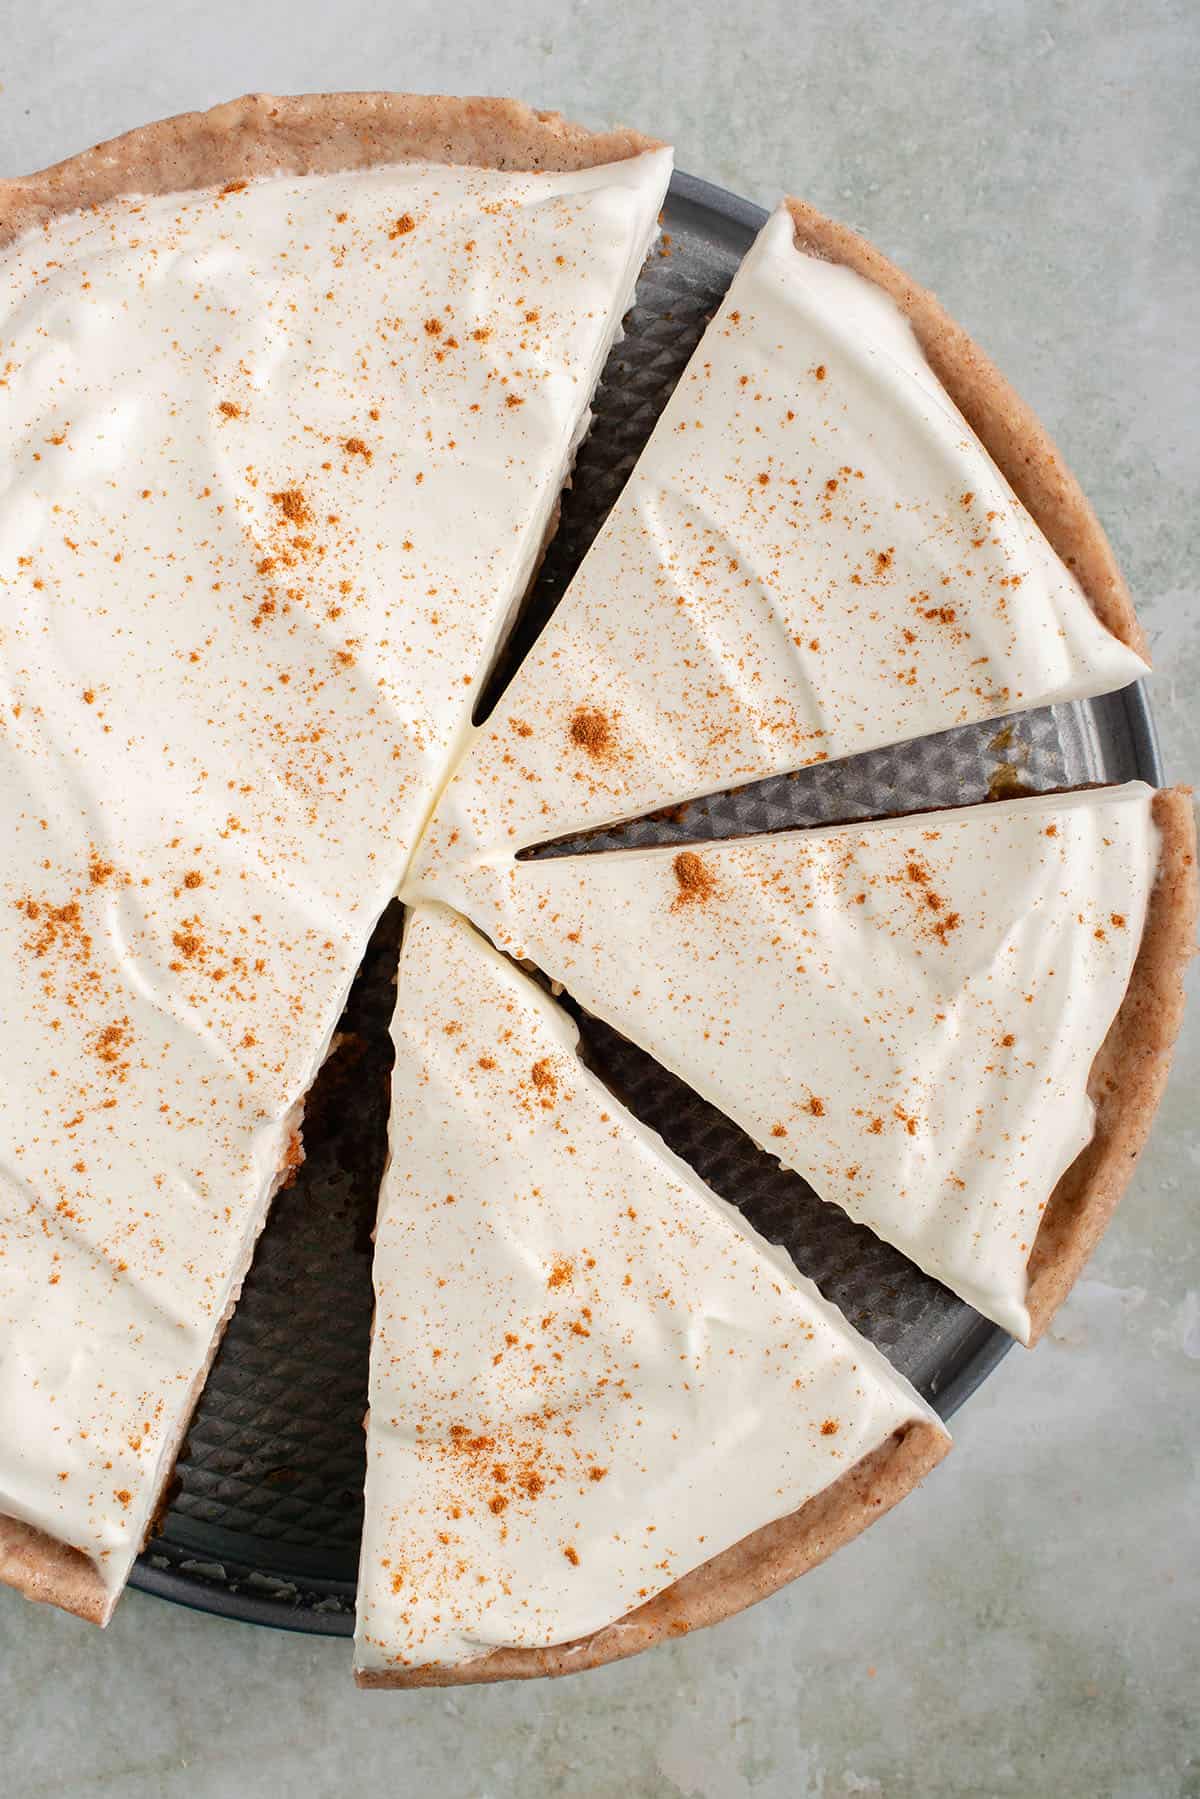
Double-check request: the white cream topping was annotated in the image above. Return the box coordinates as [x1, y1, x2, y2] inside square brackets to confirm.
[408, 785, 1160, 1342]
[412, 204, 1147, 880]
[355, 903, 941, 1672]
[0, 148, 671, 1610]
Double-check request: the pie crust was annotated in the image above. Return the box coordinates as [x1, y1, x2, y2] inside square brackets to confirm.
[356, 1420, 948, 1687]
[0, 89, 662, 246]
[1026, 787, 1195, 1340]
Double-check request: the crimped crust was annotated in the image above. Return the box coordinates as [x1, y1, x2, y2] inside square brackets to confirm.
[0, 1102, 305, 1626]
[355, 1417, 948, 1687]
[0, 1515, 111, 1626]
[784, 199, 1148, 661]
[1027, 788, 1197, 1341]
[0, 91, 657, 1627]
[0, 92, 662, 246]
[779, 203, 1194, 1343]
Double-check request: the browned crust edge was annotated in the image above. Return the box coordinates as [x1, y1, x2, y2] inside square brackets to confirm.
[783, 200, 1195, 1343]
[354, 1416, 948, 1688]
[0, 1106, 306, 1627]
[784, 199, 1148, 661]
[1025, 787, 1197, 1341]
[0, 92, 662, 247]
[0, 1514, 112, 1626]
[0, 93, 660, 1629]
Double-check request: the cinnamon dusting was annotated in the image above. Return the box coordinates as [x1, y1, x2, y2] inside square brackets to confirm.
[270, 488, 312, 529]
[671, 850, 717, 910]
[528, 1058, 559, 1109]
[892, 855, 962, 946]
[568, 706, 614, 759]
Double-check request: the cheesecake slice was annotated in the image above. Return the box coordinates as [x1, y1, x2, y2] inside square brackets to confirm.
[355, 903, 947, 1684]
[0, 93, 671, 1624]
[407, 784, 1195, 1343]
[413, 201, 1149, 884]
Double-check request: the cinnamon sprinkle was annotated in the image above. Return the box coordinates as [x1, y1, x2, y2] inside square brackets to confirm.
[527, 1058, 559, 1110]
[91, 1019, 132, 1071]
[893, 854, 962, 945]
[270, 488, 312, 528]
[671, 850, 717, 909]
[569, 706, 614, 759]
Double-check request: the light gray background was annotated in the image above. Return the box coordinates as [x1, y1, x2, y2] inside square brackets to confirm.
[1, 4, 1196, 1795]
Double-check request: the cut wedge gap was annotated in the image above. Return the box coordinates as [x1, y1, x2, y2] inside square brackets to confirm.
[0, 99, 671, 1625]
[357, 902, 947, 1682]
[412, 782, 1188, 1343]
[412, 200, 1147, 894]
[513, 707, 1104, 862]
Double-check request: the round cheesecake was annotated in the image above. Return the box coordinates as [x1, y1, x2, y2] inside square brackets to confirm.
[0, 94, 1193, 1682]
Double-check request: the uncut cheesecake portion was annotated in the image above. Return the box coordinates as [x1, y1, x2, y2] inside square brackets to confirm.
[408, 784, 1191, 1345]
[355, 904, 947, 1686]
[0, 94, 671, 1624]
[413, 201, 1148, 882]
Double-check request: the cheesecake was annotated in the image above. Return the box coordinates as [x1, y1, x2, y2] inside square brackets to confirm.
[355, 903, 947, 1683]
[412, 201, 1149, 882]
[1, 93, 1192, 1674]
[0, 91, 670, 1624]
[407, 783, 1192, 1343]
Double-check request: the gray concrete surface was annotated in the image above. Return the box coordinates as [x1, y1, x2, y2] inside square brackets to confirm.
[1, 3, 1197, 1794]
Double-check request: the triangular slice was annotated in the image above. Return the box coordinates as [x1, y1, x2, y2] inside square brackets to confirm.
[0, 94, 671, 1623]
[413, 200, 1148, 881]
[355, 904, 947, 1685]
[408, 783, 1190, 1344]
